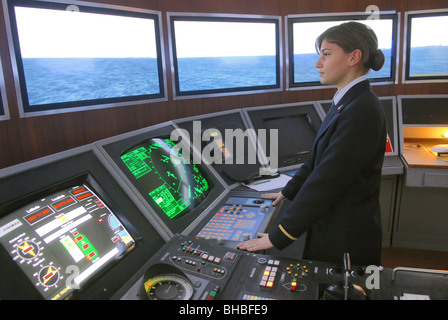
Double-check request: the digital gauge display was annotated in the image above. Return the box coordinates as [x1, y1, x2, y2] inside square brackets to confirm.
[0, 184, 135, 300]
[144, 274, 194, 300]
[121, 137, 212, 219]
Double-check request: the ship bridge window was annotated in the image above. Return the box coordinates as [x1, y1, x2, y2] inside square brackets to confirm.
[168, 14, 281, 98]
[287, 12, 398, 89]
[404, 10, 448, 83]
[5, 0, 165, 117]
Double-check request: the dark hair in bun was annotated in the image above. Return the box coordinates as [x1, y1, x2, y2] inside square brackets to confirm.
[316, 21, 385, 72]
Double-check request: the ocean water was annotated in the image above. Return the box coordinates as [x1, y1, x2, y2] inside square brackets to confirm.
[22, 58, 160, 106]
[410, 46, 448, 77]
[21, 46, 448, 106]
[293, 48, 393, 82]
[177, 55, 277, 92]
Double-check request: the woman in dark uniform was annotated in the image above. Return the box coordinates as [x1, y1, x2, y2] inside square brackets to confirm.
[237, 22, 387, 266]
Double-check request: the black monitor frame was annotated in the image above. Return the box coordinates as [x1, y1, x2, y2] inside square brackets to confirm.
[5, 0, 166, 117]
[0, 88, 6, 120]
[174, 109, 266, 186]
[168, 13, 282, 98]
[398, 94, 448, 126]
[95, 121, 228, 237]
[243, 102, 323, 171]
[403, 10, 448, 83]
[287, 11, 399, 89]
[0, 145, 166, 299]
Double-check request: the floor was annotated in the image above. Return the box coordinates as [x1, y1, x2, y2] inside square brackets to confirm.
[381, 247, 448, 270]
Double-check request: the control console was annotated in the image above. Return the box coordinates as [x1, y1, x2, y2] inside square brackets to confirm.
[119, 234, 448, 300]
[221, 249, 372, 300]
[192, 194, 277, 246]
[119, 234, 372, 300]
[120, 235, 243, 300]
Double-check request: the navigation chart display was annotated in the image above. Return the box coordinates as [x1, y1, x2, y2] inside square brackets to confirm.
[0, 184, 135, 300]
[120, 137, 212, 220]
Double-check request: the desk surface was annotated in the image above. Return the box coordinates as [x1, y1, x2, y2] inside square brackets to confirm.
[402, 140, 448, 169]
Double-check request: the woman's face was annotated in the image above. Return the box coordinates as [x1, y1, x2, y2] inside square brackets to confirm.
[315, 39, 358, 89]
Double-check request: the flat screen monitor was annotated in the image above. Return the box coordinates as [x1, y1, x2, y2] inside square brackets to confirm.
[0, 147, 165, 300]
[404, 10, 448, 82]
[168, 14, 281, 98]
[120, 136, 212, 220]
[400, 95, 448, 125]
[244, 102, 322, 169]
[175, 111, 263, 185]
[0, 181, 135, 300]
[287, 13, 398, 88]
[6, 0, 165, 116]
[97, 123, 226, 236]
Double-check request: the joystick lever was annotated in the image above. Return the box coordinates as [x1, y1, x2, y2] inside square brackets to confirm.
[343, 252, 351, 273]
[322, 252, 367, 300]
[343, 252, 351, 300]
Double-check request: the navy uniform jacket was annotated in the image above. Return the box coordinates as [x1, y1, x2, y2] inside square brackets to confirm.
[269, 80, 386, 266]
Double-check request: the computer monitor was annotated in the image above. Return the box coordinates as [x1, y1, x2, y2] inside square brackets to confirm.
[243, 102, 323, 170]
[175, 110, 263, 185]
[6, 0, 165, 117]
[399, 95, 448, 125]
[95, 122, 227, 237]
[0, 146, 165, 300]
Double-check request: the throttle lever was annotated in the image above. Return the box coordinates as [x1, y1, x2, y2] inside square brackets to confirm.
[343, 252, 350, 300]
[343, 252, 351, 273]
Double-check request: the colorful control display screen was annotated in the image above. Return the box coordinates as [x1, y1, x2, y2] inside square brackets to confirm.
[121, 137, 212, 219]
[0, 184, 135, 300]
[196, 197, 272, 241]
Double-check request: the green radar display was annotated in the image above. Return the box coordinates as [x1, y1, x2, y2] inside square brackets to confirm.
[121, 137, 212, 219]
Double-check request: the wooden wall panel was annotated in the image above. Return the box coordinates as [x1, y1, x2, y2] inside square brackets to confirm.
[0, 0, 447, 169]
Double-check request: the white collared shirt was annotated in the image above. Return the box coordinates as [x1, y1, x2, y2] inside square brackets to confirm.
[333, 75, 367, 106]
